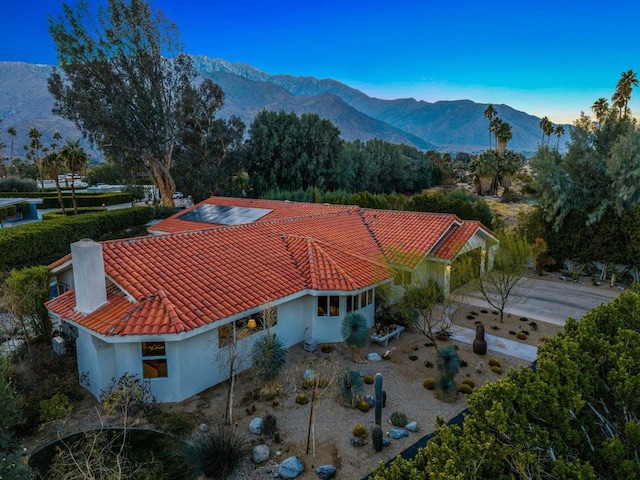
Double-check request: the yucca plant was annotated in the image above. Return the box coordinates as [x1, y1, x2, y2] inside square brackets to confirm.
[337, 368, 364, 408]
[341, 312, 369, 362]
[252, 333, 287, 394]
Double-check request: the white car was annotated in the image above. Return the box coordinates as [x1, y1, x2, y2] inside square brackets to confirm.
[172, 192, 184, 199]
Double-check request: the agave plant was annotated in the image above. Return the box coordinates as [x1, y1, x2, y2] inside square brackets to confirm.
[336, 368, 364, 408]
[435, 346, 461, 402]
[341, 312, 369, 362]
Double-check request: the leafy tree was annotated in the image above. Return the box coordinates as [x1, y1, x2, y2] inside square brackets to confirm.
[2, 265, 52, 342]
[172, 79, 245, 202]
[48, 0, 199, 206]
[60, 139, 89, 215]
[399, 278, 446, 348]
[85, 162, 125, 186]
[0, 355, 30, 480]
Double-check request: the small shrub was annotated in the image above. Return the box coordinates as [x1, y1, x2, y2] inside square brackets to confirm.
[488, 358, 501, 367]
[470, 311, 479, 316]
[180, 424, 246, 479]
[424, 360, 434, 368]
[363, 374, 374, 385]
[39, 393, 72, 423]
[263, 414, 277, 435]
[320, 343, 334, 353]
[459, 384, 473, 394]
[411, 346, 419, 351]
[352, 424, 367, 439]
[409, 355, 418, 361]
[491, 325, 500, 330]
[389, 411, 408, 427]
[460, 360, 468, 367]
[528, 321, 538, 331]
[519, 317, 529, 322]
[462, 378, 475, 388]
[481, 309, 488, 314]
[424, 342, 435, 348]
[509, 330, 517, 335]
[466, 315, 476, 320]
[295, 393, 309, 405]
[318, 378, 329, 389]
[423, 378, 436, 390]
[160, 410, 193, 437]
[302, 378, 314, 390]
[252, 333, 287, 383]
[490, 365, 503, 374]
[516, 332, 527, 340]
[357, 399, 370, 412]
[492, 311, 498, 315]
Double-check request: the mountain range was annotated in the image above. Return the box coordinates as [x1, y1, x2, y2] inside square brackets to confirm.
[0, 56, 569, 160]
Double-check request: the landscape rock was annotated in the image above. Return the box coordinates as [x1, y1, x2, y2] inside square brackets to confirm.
[252, 444, 270, 464]
[389, 428, 409, 439]
[278, 456, 304, 478]
[365, 394, 375, 408]
[316, 464, 337, 479]
[405, 421, 418, 432]
[249, 417, 264, 435]
[198, 423, 209, 433]
[367, 352, 382, 361]
[303, 369, 315, 379]
[382, 437, 391, 447]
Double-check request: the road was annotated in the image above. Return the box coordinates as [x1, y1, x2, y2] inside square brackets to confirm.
[460, 274, 622, 325]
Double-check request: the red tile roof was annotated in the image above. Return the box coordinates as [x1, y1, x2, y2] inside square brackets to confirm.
[47, 197, 494, 337]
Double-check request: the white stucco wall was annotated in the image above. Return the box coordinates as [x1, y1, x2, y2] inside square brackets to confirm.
[75, 329, 115, 399]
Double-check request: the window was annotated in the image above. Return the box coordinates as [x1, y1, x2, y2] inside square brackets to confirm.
[141, 342, 167, 378]
[361, 291, 367, 308]
[367, 289, 374, 305]
[317, 296, 340, 316]
[218, 307, 278, 347]
[346, 295, 353, 313]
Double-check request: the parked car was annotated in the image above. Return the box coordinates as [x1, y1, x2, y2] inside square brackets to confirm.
[172, 192, 184, 199]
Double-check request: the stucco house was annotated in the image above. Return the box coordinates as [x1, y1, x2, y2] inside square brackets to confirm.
[46, 197, 498, 402]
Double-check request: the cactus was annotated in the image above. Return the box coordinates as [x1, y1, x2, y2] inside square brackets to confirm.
[382, 390, 387, 408]
[372, 425, 383, 452]
[374, 373, 383, 426]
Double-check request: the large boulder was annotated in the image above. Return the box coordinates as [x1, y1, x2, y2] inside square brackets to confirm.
[279, 456, 304, 478]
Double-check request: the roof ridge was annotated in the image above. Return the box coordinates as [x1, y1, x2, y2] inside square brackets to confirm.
[157, 290, 187, 333]
[310, 241, 358, 290]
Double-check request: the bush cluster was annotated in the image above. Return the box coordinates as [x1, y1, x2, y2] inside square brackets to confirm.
[0, 207, 154, 273]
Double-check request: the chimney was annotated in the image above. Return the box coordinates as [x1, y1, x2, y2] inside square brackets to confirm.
[71, 239, 107, 314]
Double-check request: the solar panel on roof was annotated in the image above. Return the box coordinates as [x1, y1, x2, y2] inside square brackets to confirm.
[178, 204, 272, 225]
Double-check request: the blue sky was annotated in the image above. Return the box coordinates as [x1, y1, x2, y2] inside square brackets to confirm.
[2, 0, 639, 123]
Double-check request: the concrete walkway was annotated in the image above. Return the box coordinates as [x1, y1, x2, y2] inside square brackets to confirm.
[449, 324, 537, 362]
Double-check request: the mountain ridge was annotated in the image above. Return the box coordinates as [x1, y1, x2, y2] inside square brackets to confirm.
[0, 56, 570, 158]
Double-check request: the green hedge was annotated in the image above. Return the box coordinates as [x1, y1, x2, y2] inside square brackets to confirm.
[41, 207, 108, 220]
[0, 192, 133, 208]
[0, 207, 154, 274]
[0, 205, 17, 222]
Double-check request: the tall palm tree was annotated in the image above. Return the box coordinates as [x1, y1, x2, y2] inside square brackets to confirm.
[538, 116, 551, 147]
[614, 69, 638, 118]
[554, 125, 565, 150]
[42, 151, 67, 215]
[591, 98, 609, 129]
[60, 139, 89, 215]
[28, 127, 44, 190]
[7, 126, 16, 159]
[484, 104, 497, 151]
[495, 121, 513, 157]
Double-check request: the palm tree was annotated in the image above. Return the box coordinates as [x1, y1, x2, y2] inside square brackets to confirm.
[42, 151, 67, 215]
[28, 127, 44, 190]
[591, 98, 609, 128]
[7, 126, 16, 172]
[498, 151, 524, 193]
[538, 116, 551, 147]
[614, 69, 638, 118]
[495, 121, 513, 157]
[469, 151, 500, 195]
[554, 125, 565, 150]
[60, 139, 89, 215]
[483, 104, 497, 150]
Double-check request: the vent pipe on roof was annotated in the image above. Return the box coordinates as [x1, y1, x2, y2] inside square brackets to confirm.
[71, 239, 107, 314]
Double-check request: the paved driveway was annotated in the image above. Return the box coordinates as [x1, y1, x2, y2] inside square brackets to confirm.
[460, 274, 623, 325]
